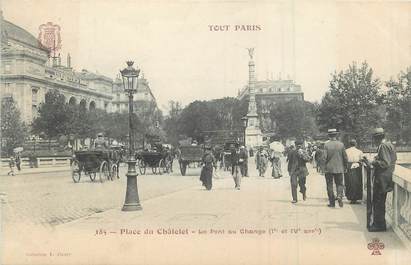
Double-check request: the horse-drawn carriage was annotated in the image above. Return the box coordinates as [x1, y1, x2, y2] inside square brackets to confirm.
[71, 149, 121, 183]
[220, 140, 239, 171]
[136, 144, 173, 175]
[177, 145, 204, 176]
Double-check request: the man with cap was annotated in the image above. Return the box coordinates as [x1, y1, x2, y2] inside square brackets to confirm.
[368, 128, 397, 232]
[323, 129, 348, 208]
[94, 133, 108, 150]
[287, 139, 311, 203]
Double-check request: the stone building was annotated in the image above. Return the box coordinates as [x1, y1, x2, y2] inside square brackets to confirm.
[0, 15, 158, 124]
[111, 73, 157, 113]
[238, 68, 304, 134]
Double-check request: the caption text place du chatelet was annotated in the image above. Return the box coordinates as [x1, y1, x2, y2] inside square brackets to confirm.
[95, 227, 322, 236]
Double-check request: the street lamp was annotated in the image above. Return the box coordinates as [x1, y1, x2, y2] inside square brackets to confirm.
[120, 61, 142, 211]
[241, 116, 248, 147]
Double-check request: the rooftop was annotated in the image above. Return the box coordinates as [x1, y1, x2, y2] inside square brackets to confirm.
[2, 19, 48, 52]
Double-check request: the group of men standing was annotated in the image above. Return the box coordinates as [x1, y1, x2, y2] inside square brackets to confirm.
[285, 127, 397, 232]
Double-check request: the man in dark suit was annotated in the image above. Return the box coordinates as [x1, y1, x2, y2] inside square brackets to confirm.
[323, 129, 348, 208]
[239, 146, 249, 177]
[287, 140, 311, 203]
[369, 128, 397, 232]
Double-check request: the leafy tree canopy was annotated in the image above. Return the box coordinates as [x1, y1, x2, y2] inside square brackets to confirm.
[1, 97, 28, 155]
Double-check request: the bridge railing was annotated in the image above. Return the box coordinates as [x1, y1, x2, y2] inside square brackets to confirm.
[388, 165, 411, 249]
[1, 157, 71, 168]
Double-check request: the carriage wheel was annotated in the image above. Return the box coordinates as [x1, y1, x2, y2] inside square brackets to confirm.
[71, 160, 81, 183]
[152, 165, 158, 174]
[110, 164, 118, 180]
[139, 160, 146, 175]
[179, 161, 187, 176]
[89, 172, 97, 182]
[158, 159, 165, 175]
[99, 161, 110, 183]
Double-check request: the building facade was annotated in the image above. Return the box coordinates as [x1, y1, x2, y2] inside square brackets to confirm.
[238, 65, 304, 135]
[111, 74, 157, 113]
[0, 16, 157, 124]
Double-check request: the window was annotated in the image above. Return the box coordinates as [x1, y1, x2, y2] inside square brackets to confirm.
[32, 105, 38, 119]
[4, 64, 11, 73]
[32, 88, 39, 105]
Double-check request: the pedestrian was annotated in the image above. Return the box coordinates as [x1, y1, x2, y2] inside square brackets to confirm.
[239, 146, 248, 177]
[270, 151, 283, 179]
[311, 145, 318, 169]
[315, 144, 325, 173]
[323, 129, 348, 208]
[200, 145, 216, 190]
[368, 128, 397, 232]
[344, 139, 364, 204]
[230, 144, 241, 190]
[94, 132, 108, 150]
[249, 147, 254, 157]
[8, 155, 15, 176]
[287, 140, 311, 203]
[15, 153, 21, 171]
[255, 147, 268, 177]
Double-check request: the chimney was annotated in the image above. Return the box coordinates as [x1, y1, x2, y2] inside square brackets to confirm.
[67, 53, 71, 68]
[57, 53, 61, 66]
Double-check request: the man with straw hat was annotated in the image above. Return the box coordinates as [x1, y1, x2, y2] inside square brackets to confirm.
[323, 129, 348, 208]
[368, 128, 397, 232]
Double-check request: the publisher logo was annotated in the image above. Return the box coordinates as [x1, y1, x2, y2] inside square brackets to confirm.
[368, 238, 385, 255]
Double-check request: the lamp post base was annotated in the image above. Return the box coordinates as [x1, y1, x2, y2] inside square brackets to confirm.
[122, 159, 142, 211]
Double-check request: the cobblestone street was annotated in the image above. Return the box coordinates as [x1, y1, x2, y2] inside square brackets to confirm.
[0, 163, 201, 228]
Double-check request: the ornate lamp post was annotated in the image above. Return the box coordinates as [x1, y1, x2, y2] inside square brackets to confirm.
[241, 116, 248, 147]
[120, 61, 142, 211]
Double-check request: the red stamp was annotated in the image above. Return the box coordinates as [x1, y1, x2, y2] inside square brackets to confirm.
[368, 238, 385, 255]
[38, 22, 62, 54]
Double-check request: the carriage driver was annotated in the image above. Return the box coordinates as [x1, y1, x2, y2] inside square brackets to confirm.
[94, 132, 108, 150]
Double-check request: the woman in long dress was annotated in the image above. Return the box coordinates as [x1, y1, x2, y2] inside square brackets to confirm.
[271, 151, 283, 179]
[345, 139, 364, 203]
[200, 146, 216, 190]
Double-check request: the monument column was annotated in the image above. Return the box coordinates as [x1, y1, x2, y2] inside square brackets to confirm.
[245, 48, 262, 148]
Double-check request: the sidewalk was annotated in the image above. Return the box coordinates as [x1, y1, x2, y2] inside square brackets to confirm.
[3, 160, 410, 265]
[0, 165, 70, 176]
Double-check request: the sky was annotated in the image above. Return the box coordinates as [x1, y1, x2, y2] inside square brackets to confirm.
[2, 0, 411, 112]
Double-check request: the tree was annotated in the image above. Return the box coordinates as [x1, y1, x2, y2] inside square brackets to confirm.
[270, 99, 319, 140]
[164, 101, 183, 145]
[317, 62, 384, 144]
[32, 90, 71, 139]
[384, 67, 411, 144]
[1, 97, 28, 155]
[170, 97, 248, 142]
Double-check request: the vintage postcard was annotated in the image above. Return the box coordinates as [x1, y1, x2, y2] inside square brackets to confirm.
[1, 0, 411, 264]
